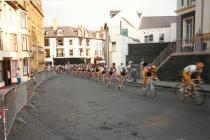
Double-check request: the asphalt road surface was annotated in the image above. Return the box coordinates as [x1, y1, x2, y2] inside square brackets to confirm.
[8, 73, 210, 140]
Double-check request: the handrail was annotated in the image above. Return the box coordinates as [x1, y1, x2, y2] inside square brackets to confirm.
[151, 42, 176, 69]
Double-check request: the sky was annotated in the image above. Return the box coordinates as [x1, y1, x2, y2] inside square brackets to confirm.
[43, 0, 177, 30]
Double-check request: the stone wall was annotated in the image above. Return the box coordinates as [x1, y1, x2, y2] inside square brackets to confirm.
[126, 43, 170, 64]
[158, 53, 210, 83]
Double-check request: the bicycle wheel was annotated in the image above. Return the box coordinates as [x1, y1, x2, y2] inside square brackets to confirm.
[140, 86, 147, 96]
[102, 76, 106, 85]
[150, 84, 156, 98]
[174, 84, 186, 102]
[111, 78, 115, 89]
[120, 79, 127, 92]
[192, 85, 206, 105]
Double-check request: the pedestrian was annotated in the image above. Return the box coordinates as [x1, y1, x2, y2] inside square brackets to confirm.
[7, 70, 11, 85]
[127, 61, 132, 80]
[15, 67, 21, 85]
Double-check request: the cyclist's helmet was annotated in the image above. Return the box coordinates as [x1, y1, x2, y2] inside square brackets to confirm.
[151, 65, 157, 72]
[197, 62, 204, 69]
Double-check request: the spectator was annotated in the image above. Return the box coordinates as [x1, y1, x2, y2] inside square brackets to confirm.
[7, 70, 11, 85]
[131, 63, 137, 82]
[15, 67, 21, 85]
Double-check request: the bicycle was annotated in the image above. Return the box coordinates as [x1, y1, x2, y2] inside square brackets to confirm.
[140, 77, 157, 98]
[118, 75, 127, 91]
[174, 79, 205, 105]
[101, 73, 107, 85]
[107, 75, 115, 88]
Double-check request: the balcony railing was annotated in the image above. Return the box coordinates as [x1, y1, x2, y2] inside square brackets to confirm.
[176, 34, 210, 53]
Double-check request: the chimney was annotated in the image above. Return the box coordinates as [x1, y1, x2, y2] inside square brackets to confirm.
[52, 18, 58, 31]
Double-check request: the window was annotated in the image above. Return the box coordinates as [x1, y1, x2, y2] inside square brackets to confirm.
[79, 38, 82, 46]
[181, 0, 184, 6]
[112, 42, 116, 52]
[44, 31, 48, 36]
[11, 61, 18, 77]
[86, 39, 90, 46]
[144, 36, 149, 43]
[0, 32, 2, 50]
[159, 34, 164, 42]
[0, 1, 2, 20]
[56, 29, 63, 36]
[69, 49, 73, 56]
[45, 49, 50, 58]
[22, 34, 28, 51]
[21, 12, 27, 28]
[149, 35, 153, 42]
[44, 38, 50, 46]
[69, 39, 73, 45]
[9, 8, 12, 23]
[56, 38, 63, 46]
[185, 18, 193, 44]
[10, 34, 18, 51]
[187, 0, 195, 6]
[56, 48, 64, 57]
[4, 4, 6, 21]
[0, 61, 2, 82]
[86, 49, 90, 56]
[79, 48, 83, 56]
[23, 58, 29, 76]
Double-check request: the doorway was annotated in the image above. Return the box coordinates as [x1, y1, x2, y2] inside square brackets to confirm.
[2, 58, 11, 86]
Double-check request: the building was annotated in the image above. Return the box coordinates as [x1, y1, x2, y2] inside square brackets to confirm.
[176, 0, 210, 52]
[44, 26, 105, 65]
[25, 0, 45, 72]
[0, 1, 29, 88]
[126, 16, 177, 65]
[139, 16, 176, 43]
[107, 10, 141, 67]
[153, 0, 210, 83]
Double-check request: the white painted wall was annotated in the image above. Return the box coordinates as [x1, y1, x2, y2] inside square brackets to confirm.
[0, 1, 29, 87]
[45, 37, 104, 64]
[108, 10, 140, 39]
[109, 35, 136, 67]
[139, 24, 176, 43]
[108, 10, 141, 67]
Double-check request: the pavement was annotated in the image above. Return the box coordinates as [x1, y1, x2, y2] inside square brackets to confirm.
[127, 79, 210, 92]
[6, 73, 210, 140]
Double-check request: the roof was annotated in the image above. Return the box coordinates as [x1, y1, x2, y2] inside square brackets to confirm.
[139, 16, 176, 29]
[110, 10, 121, 18]
[44, 26, 104, 39]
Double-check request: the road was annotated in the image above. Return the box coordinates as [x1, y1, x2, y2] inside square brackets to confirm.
[8, 73, 210, 140]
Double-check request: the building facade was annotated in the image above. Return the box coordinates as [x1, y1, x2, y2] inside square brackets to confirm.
[139, 16, 177, 43]
[176, 0, 210, 52]
[44, 26, 105, 65]
[25, 0, 45, 72]
[107, 10, 141, 67]
[0, 1, 29, 88]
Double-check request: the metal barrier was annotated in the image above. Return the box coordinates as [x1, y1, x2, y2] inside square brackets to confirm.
[0, 70, 55, 139]
[26, 78, 35, 102]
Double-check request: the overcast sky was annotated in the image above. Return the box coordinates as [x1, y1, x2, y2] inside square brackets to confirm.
[43, 0, 177, 30]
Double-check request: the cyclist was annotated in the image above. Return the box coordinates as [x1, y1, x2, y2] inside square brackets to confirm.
[182, 62, 204, 84]
[118, 63, 127, 89]
[142, 65, 158, 90]
[108, 63, 116, 86]
[98, 64, 104, 80]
